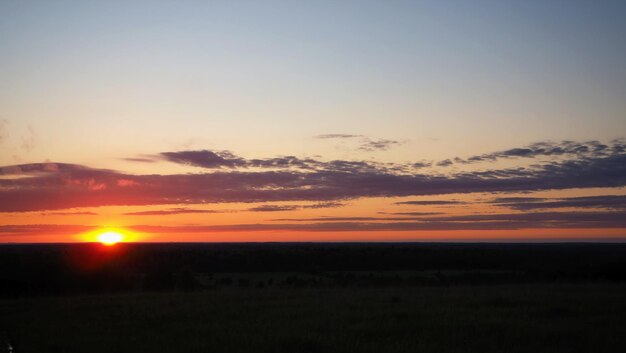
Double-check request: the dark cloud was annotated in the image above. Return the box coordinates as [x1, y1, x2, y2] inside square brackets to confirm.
[45, 211, 98, 216]
[0, 142, 624, 213]
[452, 140, 624, 165]
[315, 134, 402, 152]
[159, 149, 396, 173]
[491, 195, 626, 211]
[395, 200, 465, 206]
[160, 150, 326, 171]
[437, 159, 453, 167]
[358, 139, 401, 152]
[272, 216, 384, 221]
[272, 215, 438, 222]
[124, 208, 222, 216]
[314, 134, 361, 139]
[384, 212, 445, 216]
[490, 197, 544, 203]
[246, 156, 320, 170]
[304, 201, 345, 209]
[414, 211, 626, 229]
[412, 162, 432, 169]
[248, 205, 300, 212]
[122, 157, 158, 163]
[249, 202, 344, 212]
[161, 150, 246, 168]
[0, 162, 83, 176]
[0, 224, 95, 236]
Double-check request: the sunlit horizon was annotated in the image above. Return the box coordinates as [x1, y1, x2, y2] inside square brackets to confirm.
[1, 1, 625, 243]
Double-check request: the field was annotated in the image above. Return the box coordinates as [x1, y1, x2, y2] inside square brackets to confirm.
[2, 284, 626, 353]
[1, 243, 626, 352]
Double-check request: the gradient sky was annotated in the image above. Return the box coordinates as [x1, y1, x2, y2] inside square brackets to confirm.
[1, 0, 625, 242]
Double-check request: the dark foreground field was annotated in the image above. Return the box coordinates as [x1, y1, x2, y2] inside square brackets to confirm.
[1, 243, 626, 352]
[2, 284, 626, 353]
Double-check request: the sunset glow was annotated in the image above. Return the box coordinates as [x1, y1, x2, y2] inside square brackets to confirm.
[0, 1, 625, 243]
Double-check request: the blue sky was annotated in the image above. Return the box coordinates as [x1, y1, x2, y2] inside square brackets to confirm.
[2, 0, 625, 165]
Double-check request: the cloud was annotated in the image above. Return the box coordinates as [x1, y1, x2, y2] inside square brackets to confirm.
[412, 162, 432, 169]
[249, 202, 344, 212]
[161, 150, 246, 168]
[315, 134, 402, 152]
[271, 215, 438, 221]
[383, 212, 445, 216]
[0, 141, 624, 213]
[123, 208, 222, 216]
[395, 200, 465, 206]
[450, 140, 624, 165]
[122, 157, 158, 163]
[358, 138, 402, 152]
[437, 159, 453, 167]
[304, 201, 345, 209]
[0, 224, 95, 236]
[491, 195, 626, 211]
[248, 205, 299, 212]
[44, 211, 98, 216]
[314, 134, 362, 139]
[0, 162, 94, 176]
[246, 156, 320, 170]
[160, 150, 323, 170]
[159, 149, 389, 172]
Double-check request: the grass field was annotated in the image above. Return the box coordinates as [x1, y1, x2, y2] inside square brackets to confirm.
[2, 283, 626, 353]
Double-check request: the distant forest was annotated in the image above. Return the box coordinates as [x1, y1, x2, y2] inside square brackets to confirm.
[2, 243, 626, 297]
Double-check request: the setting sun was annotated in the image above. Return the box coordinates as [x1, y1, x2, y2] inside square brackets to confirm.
[97, 231, 124, 246]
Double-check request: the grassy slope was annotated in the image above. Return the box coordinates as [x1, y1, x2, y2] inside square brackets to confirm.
[2, 284, 626, 353]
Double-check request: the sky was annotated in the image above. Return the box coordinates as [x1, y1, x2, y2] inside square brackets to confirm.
[1, 0, 625, 242]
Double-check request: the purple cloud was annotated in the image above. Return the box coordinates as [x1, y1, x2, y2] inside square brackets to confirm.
[449, 140, 625, 166]
[395, 200, 465, 206]
[0, 141, 624, 213]
[491, 195, 626, 211]
[124, 208, 223, 216]
[358, 138, 402, 152]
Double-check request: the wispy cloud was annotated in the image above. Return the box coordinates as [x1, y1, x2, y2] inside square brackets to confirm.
[122, 157, 158, 163]
[395, 200, 465, 206]
[44, 211, 98, 216]
[248, 205, 299, 212]
[315, 133, 403, 152]
[314, 134, 362, 139]
[358, 138, 402, 152]
[448, 140, 625, 166]
[249, 202, 344, 212]
[491, 195, 626, 211]
[124, 208, 223, 216]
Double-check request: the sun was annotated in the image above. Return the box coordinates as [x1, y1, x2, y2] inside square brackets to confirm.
[82, 227, 137, 245]
[97, 230, 124, 246]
